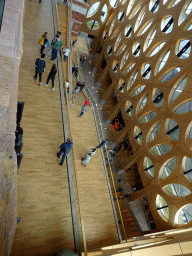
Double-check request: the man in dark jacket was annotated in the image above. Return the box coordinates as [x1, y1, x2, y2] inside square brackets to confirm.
[96, 139, 108, 149]
[57, 138, 74, 165]
[34, 53, 46, 86]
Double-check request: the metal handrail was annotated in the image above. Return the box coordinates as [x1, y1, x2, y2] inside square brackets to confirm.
[53, 0, 87, 254]
[76, 51, 128, 242]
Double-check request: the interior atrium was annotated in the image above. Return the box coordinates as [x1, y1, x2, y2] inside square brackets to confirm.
[1, 0, 192, 255]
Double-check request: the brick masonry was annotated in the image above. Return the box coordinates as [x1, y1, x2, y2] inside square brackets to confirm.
[72, 10, 84, 23]
[72, 20, 83, 34]
[72, 0, 88, 9]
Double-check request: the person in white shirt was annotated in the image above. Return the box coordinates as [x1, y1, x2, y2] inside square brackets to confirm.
[89, 148, 96, 156]
[63, 48, 70, 61]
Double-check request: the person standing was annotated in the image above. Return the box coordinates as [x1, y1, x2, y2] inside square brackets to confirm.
[81, 153, 91, 167]
[34, 53, 46, 86]
[57, 138, 74, 166]
[63, 48, 70, 61]
[39, 32, 48, 54]
[52, 31, 61, 46]
[72, 86, 80, 99]
[96, 139, 108, 149]
[51, 35, 63, 61]
[45, 64, 57, 90]
[79, 105, 87, 117]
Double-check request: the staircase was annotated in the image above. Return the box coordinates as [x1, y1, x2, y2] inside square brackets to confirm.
[57, 4, 68, 78]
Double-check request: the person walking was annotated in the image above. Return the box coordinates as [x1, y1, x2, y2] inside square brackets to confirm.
[57, 138, 74, 166]
[34, 53, 46, 86]
[72, 39, 77, 47]
[72, 86, 80, 99]
[39, 32, 48, 54]
[79, 82, 85, 92]
[51, 35, 63, 61]
[79, 105, 87, 117]
[45, 64, 57, 90]
[89, 148, 96, 156]
[84, 99, 90, 107]
[63, 48, 70, 61]
[96, 139, 108, 149]
[81, 153, 91, 167]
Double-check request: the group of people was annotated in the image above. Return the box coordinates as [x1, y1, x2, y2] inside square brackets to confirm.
[57, 138, 108, 166]
[72, 81, 85, 99]
[34, 31, 71, 89]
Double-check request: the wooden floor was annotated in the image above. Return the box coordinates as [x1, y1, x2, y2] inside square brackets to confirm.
[10, 1, 74, 255]
[69, 93, 119, 250]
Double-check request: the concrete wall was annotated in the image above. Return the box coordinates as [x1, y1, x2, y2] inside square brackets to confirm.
[0, 0, 25, 255]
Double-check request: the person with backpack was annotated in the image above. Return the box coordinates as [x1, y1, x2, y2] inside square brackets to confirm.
[51, 35, 63, 61]
[34, 53, 46, 86]
[39, 32, 48, 54]
[45, 64, 57, 90]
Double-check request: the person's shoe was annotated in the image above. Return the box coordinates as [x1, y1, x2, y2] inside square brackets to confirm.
[57, 153, 59, 158]
[39, 83, 41, 86]
[51, 59, 54, 62]
[34, 76, 37, 80]
[52, 88, 55, 90]
[59, 163, 62, 166]
[45, 83, 48, 86]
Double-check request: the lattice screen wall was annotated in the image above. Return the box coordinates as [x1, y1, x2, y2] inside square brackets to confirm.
[84, 0, 192, 230]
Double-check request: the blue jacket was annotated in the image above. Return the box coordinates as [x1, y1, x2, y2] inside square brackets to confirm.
[59, 142, 73, 154]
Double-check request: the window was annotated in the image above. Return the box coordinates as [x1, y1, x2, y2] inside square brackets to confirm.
[132, 85, 146, 96]
[148, 123, 161, 142]
[150, 42, 166, 57]
[166, 119, 179, 141]
[161, 67, 182, 82]
[161, 158, 176, 179]
[142, 64, 151, 79]
[161, 16, 174, 33]
[134, 126, 143, 143]
[158, 51, 170, 72]
[132, 43, 141, 56]
[101, 4, 107, 22]
[171, 77, 187, 102]
[157, 195, 169, 220]
[87, 2, 100, 17]
[149, 0, 159, 13]
[144, 157, 154, 177]
[176, 40, 191, 59]
[87, 20, 99, 30]
[140, 112, 157, 123]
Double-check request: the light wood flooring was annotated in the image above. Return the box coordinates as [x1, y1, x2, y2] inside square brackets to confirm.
[68, 93, 119, 250]
[10, 1, 74, 255]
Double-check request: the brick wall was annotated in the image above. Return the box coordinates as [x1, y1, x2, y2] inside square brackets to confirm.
[72, 0, 88, 9]
[72, 10, 84, 23]
[72, 20, 82, 34]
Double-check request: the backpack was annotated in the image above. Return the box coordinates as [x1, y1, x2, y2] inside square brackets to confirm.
[44, 40, 50, 47]
[39, 36, 45, 46]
